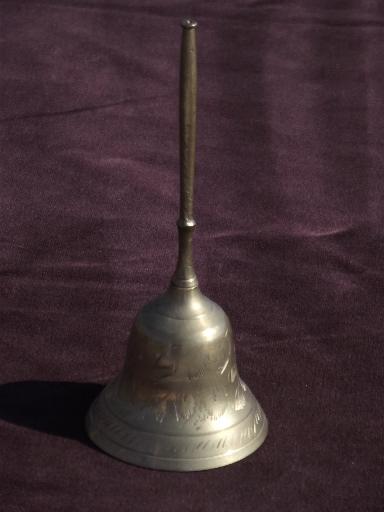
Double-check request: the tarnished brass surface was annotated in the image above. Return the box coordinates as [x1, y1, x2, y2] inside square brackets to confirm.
[86, 18, 268, 471]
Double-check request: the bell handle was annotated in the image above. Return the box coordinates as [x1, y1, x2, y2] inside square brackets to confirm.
[179, 18, 198, 225]
[172, 19, 198, 289]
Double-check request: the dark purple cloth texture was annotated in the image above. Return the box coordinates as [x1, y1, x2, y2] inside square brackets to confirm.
[0, 1, 383, 511]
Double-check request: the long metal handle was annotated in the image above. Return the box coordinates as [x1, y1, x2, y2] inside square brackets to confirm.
[179, 18, 197, 223]
[172, 19, 198, 289]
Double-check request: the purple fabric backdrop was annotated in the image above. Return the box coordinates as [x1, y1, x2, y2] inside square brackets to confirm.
[1, 1, 383, 510]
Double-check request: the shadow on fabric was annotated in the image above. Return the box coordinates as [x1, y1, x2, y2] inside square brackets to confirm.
[0, 380, 103, 445]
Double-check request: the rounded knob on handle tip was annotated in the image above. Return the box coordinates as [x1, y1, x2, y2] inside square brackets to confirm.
[181, 18, 198, 29]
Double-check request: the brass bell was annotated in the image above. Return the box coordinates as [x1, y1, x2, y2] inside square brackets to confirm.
[86, 18, 268, 471]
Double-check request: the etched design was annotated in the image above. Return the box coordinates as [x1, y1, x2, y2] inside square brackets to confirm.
[88, 384, 267, 464]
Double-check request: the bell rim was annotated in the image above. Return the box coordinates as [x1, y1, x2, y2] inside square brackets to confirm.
[85, 392, 268, 472]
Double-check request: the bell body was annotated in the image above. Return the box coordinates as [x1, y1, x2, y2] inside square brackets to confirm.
[86, 285, 268, 471]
